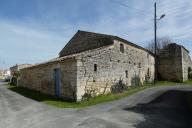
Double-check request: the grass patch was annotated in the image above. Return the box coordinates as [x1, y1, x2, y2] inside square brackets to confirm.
[183, 80, 192, 85]
[5, 81, 191, 108]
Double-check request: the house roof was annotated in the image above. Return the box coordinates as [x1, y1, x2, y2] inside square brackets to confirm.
[59, 30, 154, 57]
[21, 44, 113, 70]
[21, 31, 155, 70]
[21, 54, 78, 70]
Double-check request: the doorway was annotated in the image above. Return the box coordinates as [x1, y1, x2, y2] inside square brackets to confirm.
[54, 68, 61, 97]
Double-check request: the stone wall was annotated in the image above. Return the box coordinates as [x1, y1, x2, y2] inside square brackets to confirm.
[19, 39, 155, 101]
[158, 43, 192, 81]
[181, 47, 192, 81]
[158, 44, 183, 81]
[19, 59, 77, 101]
[60, 59, 77, 100]
[76, 40, 155, 101]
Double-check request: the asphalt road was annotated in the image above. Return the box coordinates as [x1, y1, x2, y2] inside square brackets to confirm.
[0, 80, 192, 128]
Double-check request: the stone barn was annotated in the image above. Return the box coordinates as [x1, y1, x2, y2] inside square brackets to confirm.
[158, 43, 192, 81]
[20, 30, 155, 101]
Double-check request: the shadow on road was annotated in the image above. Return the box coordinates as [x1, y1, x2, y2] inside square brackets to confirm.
[124, 90, 192, 128]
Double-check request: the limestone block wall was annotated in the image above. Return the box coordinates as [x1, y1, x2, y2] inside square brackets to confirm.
[19, 59, 77, 101]
[20, 63, 59, 95]
[181, 47, 192, 81]
[60, 60, 77, 100]
[158, 44, 183, 81]
[76, 40, 155, 100]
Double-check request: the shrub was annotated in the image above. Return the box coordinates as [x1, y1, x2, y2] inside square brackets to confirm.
[10, 77, 17, 86]
[82, 89, 97, 101]
[111, 79, 128, 93]
[131, 76, 141, 86]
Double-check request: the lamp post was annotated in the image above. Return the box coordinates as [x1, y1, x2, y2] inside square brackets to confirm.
[154, 2, 165, 84]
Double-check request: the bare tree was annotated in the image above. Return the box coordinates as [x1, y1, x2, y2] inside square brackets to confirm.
[146, 36, 172, 53]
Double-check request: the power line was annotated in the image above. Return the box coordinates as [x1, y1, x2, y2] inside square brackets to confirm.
[110, 0, 154, 25]
[113, 0, 192, 21]
[111, 0, 152, 17]
[154, 1, 191, 17]
[157, 1, 189, 9]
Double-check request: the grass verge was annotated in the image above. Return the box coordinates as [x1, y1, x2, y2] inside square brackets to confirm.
[183, 79, 192, 85]
[6, 80, 191, 108]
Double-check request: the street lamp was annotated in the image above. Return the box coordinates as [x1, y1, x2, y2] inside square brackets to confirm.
[159, 14, 166, 20]
[154, 2, 165, 84]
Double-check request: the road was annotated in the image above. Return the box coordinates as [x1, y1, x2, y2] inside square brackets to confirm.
[0, 80, 192, 128]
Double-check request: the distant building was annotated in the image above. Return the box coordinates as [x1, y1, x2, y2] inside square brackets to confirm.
[0, 69, 11, 80]
[10, 64, 32, 76]
[10, 64, 32, 85]
[158, 43, 192, 81]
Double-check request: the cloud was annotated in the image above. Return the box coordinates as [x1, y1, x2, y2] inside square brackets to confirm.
[0, 20, 69, 68]
[0, 20, 67, 42]
[0, 0, 192, 68]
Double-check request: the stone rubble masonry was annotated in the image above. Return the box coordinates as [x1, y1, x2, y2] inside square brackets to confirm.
[19, 39, 155, 101]
[20, 59, 77, 101]
[19, 42, 192, 101]
[181, 46, 192, 81]
[18, 30, 192, 101]
[158, 43, 192, 81]
[76, 40, 155, 101]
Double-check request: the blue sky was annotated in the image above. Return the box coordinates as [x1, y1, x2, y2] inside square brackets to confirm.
[0, 0, 191, 69]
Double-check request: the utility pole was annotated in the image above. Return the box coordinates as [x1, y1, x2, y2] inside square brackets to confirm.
[154, 2, 157, 84]
[154, 2, 165, 84]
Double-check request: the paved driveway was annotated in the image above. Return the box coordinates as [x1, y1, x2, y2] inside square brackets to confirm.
[0, 81, 192, 128]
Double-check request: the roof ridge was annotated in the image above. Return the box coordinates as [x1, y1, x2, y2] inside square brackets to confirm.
[77, 30, 153, 55]
[77, 30, 114, 37]
[60, 30, 154, 56]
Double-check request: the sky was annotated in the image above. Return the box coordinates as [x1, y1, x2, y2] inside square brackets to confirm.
[0, 0, 191, 69]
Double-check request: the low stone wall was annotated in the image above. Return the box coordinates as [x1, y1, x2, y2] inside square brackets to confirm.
[19, 59, 77, 101]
